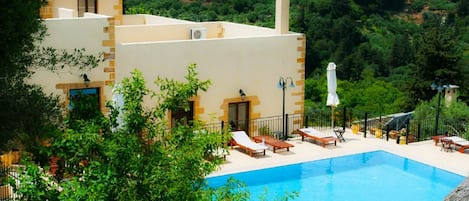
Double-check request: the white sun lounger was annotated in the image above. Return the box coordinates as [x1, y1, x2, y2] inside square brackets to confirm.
[297, 127, 338, 148]
[231, 131, 268, 157]
[445, 136, 469, 153]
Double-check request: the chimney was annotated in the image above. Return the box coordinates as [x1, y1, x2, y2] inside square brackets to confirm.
[275, 0, 290, 34]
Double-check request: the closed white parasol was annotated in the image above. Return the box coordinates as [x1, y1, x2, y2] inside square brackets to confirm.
[326, 62, 339, 128]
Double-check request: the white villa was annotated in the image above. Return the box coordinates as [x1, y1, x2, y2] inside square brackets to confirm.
[34, 0, 305, 135]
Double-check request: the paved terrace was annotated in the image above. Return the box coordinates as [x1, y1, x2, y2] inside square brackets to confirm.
[208, 129, 469, 178]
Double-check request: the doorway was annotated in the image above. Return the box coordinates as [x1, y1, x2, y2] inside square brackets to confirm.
[228, 102, 249, 132]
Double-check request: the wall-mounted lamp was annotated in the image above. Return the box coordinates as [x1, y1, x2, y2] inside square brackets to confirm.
[82, 73, 90, 87]
[239, 89, 246, 100]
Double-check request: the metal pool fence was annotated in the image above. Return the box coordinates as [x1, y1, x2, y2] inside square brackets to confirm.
[202, 107, 465, 144]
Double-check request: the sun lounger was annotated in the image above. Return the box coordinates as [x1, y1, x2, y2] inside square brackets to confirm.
[252, 135, 294, 153]
[297, 127, 337, 148]
[231, 131, 268, 157]
[444, 136, 469, 153]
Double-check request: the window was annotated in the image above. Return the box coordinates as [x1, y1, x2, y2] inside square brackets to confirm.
[171, 101, 194, 128]
[69, 88, 100, 120]
[228, 102, 249, 132]
[78, 0, 97, 17]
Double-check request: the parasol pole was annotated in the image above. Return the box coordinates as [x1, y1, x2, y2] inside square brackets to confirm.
[331, 105, 334, 128]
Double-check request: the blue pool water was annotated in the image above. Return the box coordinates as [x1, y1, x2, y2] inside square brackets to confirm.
[207, 151, 465, 201]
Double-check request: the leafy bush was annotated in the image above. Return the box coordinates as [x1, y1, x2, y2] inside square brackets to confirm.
[13, 64, 297, 200]
[413, 95, 469, 139]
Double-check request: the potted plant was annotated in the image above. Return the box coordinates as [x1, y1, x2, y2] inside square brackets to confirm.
[389, 130, 399, 139]
[351, 123, 360, 134]
[397, 128, 407, 144]
[49, 156, 60, 175]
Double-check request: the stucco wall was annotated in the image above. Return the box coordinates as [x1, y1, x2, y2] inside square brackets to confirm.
[57, 8, 75, 18]
[143, 15, 194, 25]
[122, 14, 195, 26]
[84, 13, 109, 18]
[30, 17, 113, 110]
[97, 0, 120, 17]
[222, 22, 277, 37]
[116, 21, 280, 43]
[116, 23, 220, 43]
[50, 0, 121, 22]
[116, 34, 304, 123]
[53, 1, 76, 11]
[53, 1, 77, 18]
[122, 15, 146, 25]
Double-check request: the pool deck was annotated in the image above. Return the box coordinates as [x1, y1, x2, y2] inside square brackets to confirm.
[208, 129, 469, 178]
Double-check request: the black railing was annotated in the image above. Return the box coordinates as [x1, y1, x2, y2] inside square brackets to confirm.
[202, 107, 468, 144]
[347, 110, 468, 144]
[203, 114, 304, 140]
[304, 107, 354, 131]
[203, 121, 226, 133]
[408, 118, 465, 141]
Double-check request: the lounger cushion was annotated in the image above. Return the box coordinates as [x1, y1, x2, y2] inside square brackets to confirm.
[444, 136, 469, 146]
[298, 127, 335, 138]
[445, 136, 469, 144]
[231, 131, 268, 152]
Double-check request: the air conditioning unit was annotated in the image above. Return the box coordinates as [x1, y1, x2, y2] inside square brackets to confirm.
[191, 28, 207, 40]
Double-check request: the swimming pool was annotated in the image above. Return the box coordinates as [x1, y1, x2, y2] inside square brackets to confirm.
[207, 151, 465, 201]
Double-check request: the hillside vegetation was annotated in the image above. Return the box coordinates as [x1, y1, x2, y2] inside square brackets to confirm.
[124, 0, 468, 115]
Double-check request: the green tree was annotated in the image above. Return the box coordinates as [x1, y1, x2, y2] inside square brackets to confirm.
[354, 0, 406, 13]
[14, 65, 230, 200]
[428, 0, 458, 11]
[458, 0, 469, 16]
[408, 19, 464, 107]
[389, 34, 414, 69]
[0, 0, 102, 154]
[353, 69, 406, 116]
[15, 64, 297, 200]
[125, 4, 152, 14]
[0, 0, 49, 153]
